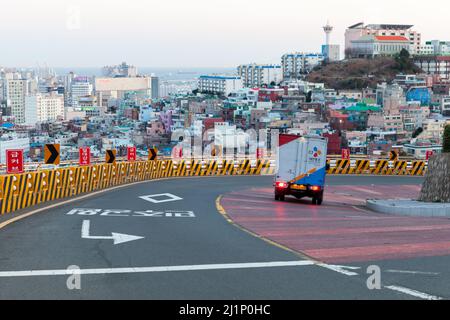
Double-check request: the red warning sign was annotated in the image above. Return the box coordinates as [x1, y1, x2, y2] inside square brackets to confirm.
[6, 150, 24, 174]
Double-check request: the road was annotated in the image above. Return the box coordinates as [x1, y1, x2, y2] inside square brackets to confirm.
[0, 175, 447, 300]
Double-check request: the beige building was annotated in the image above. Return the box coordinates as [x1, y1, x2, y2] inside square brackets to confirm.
[421, 119, 447, 142]
[24, 92, 65, 125]
[349, 35, 411, 58]
[345, 23, 421, 56]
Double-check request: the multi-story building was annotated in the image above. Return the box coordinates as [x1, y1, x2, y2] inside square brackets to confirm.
[442, 96, 450, 116]
[281, 53, 324, 79]
[25, 92, 65, 125]
[421, 119, 447, 142]
[95, 76, 153, 112]
[198, 75, 243, 96]
[417, 40, 450, 56]
[0, 134, 30, 163]
[321, 45, 341, 62]
[349, 35, 410, 58]
[102, 62, 138, 78]
[237, 64, 283, 88]
[4, 79, 28, 124]
[345, 23, 421, 56]
[71, 78, 93, 107]
[151, 76, 159, 100]
[414, 56, 450, 80]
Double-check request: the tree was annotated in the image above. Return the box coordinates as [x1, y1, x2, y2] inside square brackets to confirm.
[394, 49, 415, 73]
[412, 127, 423, 138]
[443, 125, 450, 153]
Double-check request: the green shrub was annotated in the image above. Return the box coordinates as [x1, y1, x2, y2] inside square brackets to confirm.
[443, 125, 450, 153]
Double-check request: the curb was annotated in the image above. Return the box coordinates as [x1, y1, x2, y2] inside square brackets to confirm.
[366, 199, 450, 217]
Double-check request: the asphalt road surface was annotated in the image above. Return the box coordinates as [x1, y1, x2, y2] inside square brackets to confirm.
[0, 175, 447, 300]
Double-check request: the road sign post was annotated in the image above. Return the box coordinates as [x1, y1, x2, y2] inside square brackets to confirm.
[148, 147, 158, 161]
[79, 147, 91, 166]
[128, 147, 137, 162]
[389, 150, 399, 161]
[6, 150, 24, 174]
[341, 148, 350, 160]
[44, 144, 60, 165]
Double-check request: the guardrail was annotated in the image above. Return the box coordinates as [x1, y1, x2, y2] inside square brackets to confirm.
[326, 159, 427, 176]
[0, 158, 428, 215]
[0, 159, 274, 215]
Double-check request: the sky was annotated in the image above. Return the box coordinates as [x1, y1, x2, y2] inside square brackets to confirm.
[1, 0, 449, 68]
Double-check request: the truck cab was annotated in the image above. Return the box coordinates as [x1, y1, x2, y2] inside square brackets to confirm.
[274, 134, 328, 205]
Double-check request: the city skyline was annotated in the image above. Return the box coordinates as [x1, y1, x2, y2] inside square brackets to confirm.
[1, 0, 450, 68]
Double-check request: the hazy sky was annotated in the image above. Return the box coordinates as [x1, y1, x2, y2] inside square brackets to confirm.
[1, 0, 449, 68]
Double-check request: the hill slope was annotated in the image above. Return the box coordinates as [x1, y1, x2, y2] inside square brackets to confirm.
[306, 57, 422, 90]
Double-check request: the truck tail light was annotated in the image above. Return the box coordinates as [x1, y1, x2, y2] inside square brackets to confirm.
[276, 182, 288, 188]
[310, 186, 321, 192]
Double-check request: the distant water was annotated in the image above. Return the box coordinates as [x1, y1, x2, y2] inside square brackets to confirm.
[53, 67, 235, 81]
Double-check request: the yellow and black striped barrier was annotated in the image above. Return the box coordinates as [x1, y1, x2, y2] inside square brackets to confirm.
[327, 159, 427, 177]
[0, 158, 427, 215]
[0, 160, 275, 215]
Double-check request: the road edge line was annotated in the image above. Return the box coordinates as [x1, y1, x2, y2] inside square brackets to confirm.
[215, 195, 321, 263]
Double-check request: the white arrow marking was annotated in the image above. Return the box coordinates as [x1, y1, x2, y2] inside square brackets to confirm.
[81, 220, 144, 245]
[384, 285, 443, 300]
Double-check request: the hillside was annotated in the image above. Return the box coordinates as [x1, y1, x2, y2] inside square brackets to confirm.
[306, 56, 423, 90]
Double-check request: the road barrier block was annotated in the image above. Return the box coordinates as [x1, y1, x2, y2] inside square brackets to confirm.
[409, 161, 426, 176]
[371, 160, 389, 175]
[390, 161, 408, 175]
[350, 160, 371, 175]
[330, 160, 351, 174]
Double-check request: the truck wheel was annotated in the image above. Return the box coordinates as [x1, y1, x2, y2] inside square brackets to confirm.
[312, 198, 317, 205]
[317, 197, 323, 206]
[275, 195, 279, 201]
[279, 195, 285, 201]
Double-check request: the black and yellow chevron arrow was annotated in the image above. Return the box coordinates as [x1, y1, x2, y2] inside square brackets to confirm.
[44, 144, 60, 165]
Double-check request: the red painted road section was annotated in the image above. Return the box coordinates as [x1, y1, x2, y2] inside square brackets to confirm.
[221, 185, 450, 264]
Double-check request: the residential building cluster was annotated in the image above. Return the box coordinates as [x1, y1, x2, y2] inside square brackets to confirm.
[1, 21, 450, 164]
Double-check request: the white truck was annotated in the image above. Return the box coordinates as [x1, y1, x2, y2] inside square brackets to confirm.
[274, 134, 328, 205]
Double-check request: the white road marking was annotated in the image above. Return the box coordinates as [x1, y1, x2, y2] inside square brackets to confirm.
[81, 220, 144, 245]
[385, 285, 443, 300]
[0, 261, 315, 278]
[386, 270, 439, 276]
[139, 193, 183, 203]
[352, 187, 383, 196]
[316, 263, 360, 276]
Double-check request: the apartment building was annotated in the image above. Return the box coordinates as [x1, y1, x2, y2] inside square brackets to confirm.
[25, 92, 65, 125]
[281, 53, 324, 79]
[198, 75, 243, 96]
[4, 79, 28, 124]
[237, 64, 283, 88]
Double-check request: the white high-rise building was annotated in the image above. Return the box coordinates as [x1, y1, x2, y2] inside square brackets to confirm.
[71, 79, 93, 107]
[237, 64, 283, 88]
[281, 53, 325, 79]
[25, 92, 65, 125]
[5, 79, 28, 124]
[198, 75, 243, 96]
